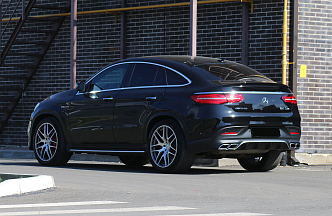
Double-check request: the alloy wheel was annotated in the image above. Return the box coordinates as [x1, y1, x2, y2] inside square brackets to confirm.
[150, 125, 178, 168]
[34, 122, 58, 162]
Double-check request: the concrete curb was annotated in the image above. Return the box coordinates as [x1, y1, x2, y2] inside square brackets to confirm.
[0, 174, 55, 197]
[295, 153, 332, 165]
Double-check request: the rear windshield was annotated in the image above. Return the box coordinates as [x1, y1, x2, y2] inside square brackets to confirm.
[194, 62, 274, 83]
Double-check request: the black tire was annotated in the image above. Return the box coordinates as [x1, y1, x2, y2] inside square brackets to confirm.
[237, 151, 283, 172]
[33, 117, 72, 166]
[148, 120, 196, 173]
[119, 155, 149, 166]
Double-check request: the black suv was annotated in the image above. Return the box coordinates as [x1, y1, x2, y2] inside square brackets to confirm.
[28, 56, 301, 173]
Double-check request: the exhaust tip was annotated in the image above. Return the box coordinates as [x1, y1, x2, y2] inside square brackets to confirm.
[290, 142, 300, 149]
[219, 144, 239, 150]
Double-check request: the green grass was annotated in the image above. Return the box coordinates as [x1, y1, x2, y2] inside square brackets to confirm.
[0, 174, 34, 183]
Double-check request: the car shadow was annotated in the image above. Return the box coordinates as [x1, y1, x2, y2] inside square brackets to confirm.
[0, 160, 247, 175]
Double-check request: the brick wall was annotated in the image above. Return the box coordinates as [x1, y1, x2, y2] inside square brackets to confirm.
[297, 0, 332, 154]
[0, 0, 285, 146]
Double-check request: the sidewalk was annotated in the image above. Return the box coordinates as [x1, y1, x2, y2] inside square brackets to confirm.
[0, 146, 222, 166]
[0, 146, 121, 163]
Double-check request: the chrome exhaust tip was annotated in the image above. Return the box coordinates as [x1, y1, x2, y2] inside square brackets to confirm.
[219, 144, 239, 150]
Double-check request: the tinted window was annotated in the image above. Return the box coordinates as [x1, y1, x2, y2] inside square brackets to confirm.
[128, 64, 159, 87]
[154, 67, 167, 86]
[194, 63, 274, 83]
[165, 68, 188, 85]
[88, 64, 128, 91]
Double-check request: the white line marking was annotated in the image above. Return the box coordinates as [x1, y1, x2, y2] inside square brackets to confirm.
[0, 206, 196, 216]
[0, 201, 127, 209]
[159, 213, 272, 216]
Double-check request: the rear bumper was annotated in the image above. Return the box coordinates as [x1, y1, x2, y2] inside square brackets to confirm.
[186, 126, 301, 154]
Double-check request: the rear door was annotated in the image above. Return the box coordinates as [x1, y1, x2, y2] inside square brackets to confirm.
[113, 63, 166, 147]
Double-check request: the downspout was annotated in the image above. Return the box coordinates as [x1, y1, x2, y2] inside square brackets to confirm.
[282, 0, 287, 85]
[70, 0, 77, 89]
[282, 0, 300, 166]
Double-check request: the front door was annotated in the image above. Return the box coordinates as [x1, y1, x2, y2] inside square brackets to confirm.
[68, 63, 130, 150]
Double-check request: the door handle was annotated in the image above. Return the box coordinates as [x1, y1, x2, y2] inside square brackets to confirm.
[103, 97, 113, 101]
[146, 96, 157, 101]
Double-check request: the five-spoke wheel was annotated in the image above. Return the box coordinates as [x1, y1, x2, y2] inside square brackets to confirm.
[35, 122, 58, 162]
[148, 120, 196, 173]
[150, 124, 178, 168]
[33, 117, 72, 166]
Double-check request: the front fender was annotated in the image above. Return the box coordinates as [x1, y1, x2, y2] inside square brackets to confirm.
[28, 109, 72, 151]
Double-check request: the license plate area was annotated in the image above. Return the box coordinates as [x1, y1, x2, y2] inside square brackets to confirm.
[251, 128, 280, 138]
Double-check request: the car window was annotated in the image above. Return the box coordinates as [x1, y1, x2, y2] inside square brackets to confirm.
[194, 63, 274, 83]
[165, 68, 188, 85]
[154, 67, 167, 86]
[88, 64, 129, 92]
[128, 63, 159, 87]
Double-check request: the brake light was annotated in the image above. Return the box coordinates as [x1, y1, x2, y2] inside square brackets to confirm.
[221, 132, 238, 135]
[191, 93, 243, 104]
[290, 132, 299, 135]
[225, 94, 244, 103]
[282, 95, 297, 105]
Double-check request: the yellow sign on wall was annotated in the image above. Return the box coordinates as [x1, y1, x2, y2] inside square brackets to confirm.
[300, 65, 307, 78]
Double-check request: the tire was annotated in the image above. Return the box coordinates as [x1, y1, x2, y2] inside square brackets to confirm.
[119, 155, 149, 166]
[33, 117, 72, 166]
[148, 120, 196, 173]
[237, 151, 283, 172]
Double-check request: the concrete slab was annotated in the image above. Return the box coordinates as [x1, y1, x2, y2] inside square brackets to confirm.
[296, 153, 332, 165]
[218, 158, 240, 167]
[0, 174, 55, 197]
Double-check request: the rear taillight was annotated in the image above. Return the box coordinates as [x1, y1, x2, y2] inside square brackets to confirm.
[221, 132, 238, 135]
[282, 95, 297, 105]
[225, 94, 244, 103]
[191, 93, 243, 105]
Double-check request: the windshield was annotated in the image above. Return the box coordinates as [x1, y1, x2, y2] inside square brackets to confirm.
[194, 62, 274, 83]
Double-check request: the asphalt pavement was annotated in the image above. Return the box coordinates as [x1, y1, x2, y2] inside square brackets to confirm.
[0, 158, 331, 216]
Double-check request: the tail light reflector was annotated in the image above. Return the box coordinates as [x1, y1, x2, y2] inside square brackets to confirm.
[191, 93, 243, 105]
[282, 95, 297, 105]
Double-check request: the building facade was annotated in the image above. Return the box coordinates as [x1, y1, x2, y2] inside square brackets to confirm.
[0, 0, 331, 162]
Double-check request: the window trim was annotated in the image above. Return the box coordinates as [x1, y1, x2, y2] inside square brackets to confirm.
[76, 61, 192, 95]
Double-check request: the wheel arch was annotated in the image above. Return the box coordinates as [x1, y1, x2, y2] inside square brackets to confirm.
[29, 111, 71, 150]
[145, 113, 188, 144]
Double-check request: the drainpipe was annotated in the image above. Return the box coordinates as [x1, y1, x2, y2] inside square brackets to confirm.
[70, 0, 77, 89]
[0, 3, 2, 59]
[281, 0, 300, 166]
[120, 0, 127, 60]
[282, 0, 287, 85]
[190, 0, 197, 56]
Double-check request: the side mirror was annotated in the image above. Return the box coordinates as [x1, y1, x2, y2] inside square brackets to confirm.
[76, 81, 86, 93]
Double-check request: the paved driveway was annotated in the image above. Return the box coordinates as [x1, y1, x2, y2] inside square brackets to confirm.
[0, 159, 331, 216]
